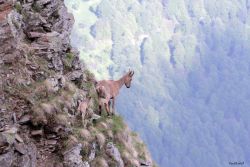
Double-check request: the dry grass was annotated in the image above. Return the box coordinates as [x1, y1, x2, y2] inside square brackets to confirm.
[79, 129, 92, 142]
[31, 107, 47, 126]
[62, 135, 79, 151]
[91, 157, 109, 167]
[96, 132, 106, 149]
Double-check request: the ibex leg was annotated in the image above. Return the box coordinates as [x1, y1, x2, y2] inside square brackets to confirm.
[105, 103, 110, 116]
[112, 98, 115, 115]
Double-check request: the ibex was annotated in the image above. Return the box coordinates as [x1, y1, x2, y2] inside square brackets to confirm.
[77, 97, 91, 127]
[96, 70, 135, 116]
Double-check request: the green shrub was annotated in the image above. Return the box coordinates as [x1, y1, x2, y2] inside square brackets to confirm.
[14, 3, 22, 13]
[63, 53, 75, 70]
[84, 69, 95, 81]
[32, 3, 41, 12]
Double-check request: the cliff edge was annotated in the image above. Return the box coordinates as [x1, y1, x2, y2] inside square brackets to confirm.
[0, 0, 156, 166]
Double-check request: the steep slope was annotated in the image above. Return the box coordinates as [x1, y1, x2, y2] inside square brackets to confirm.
[0, 0, 155, 166]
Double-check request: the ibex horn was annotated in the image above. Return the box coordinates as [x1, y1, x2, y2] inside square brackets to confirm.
[130, 71, 134, 76]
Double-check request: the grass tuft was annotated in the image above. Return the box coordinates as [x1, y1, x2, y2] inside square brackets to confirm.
[63, 53, 75, 71]
[112, 115, 124, 134]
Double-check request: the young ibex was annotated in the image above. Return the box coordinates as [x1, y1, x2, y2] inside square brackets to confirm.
[96, 70, 134, 116]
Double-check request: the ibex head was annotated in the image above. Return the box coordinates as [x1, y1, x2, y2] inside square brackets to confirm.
[124, 70, 134, 88]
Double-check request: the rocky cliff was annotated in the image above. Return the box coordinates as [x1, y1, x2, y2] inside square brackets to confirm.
[0, 0, 156, 166]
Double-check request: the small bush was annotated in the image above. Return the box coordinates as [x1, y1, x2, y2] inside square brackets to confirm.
[63, 53, 75, 70]
[84, 69, 95, 81]
[66, 53, 74, 61]
[14, 3, 22, 13]
[32, 3, 41, 12]
[82, 81, 93, 91]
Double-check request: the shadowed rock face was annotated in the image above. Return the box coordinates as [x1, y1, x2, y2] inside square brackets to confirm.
[0, 0, 78, 166]
[0, 0, 155, 167]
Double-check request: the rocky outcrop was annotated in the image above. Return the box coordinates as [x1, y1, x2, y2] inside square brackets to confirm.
[106, 142, 124, 167]
[0, 0, 156, 167]
[63, 143, 89, 167]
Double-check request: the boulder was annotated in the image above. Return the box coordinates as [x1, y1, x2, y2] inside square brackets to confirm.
[88, 142, 96, 161]
[17, 143, 37, 167]
[0, 150, 13, 167]
[67, 71, 83, 81]
[14, 142, 26, 155]
[63, 143, 89, 167]
[18, 115, 31, 124]
[139, 158, 152, 166]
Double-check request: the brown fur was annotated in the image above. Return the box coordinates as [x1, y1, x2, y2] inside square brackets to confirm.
[77, 97, 91, 123]
[96, 70, 134, 115]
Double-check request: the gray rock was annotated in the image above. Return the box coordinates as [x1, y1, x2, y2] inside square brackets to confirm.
[88, 142, 96, 161]
[46, 139, 57, 145]
[46, 134, 57, 139]
[4, 127, 18, 134]
[35, 0, 51, 6]
[31, 130, 43, 136]
[72, 56, 84, 70]
[106, 142, 124, 167]
[8, 11, 23, 39]
[45, 77, 59, 92]
[1, 127, 17, 149]
[23, 12, 46, 34]
[67, 71, 83, 81]
[139, 159, 151, 166]
[27, 32, 44, 38]
[3, 54, 17, 64]
[52, 55, 63, 71]
[90, 114, 101, 122]
[40, 0, 60, 18]
[63, 143, 89, 167]
[18, 154, 32, 167]
[16, 143, 37, 167]
[53, 4, 74, 36]
[27, 143, 37, 167]
[15, 134, 24, 143]
[14, 142, 26, 155]
[18, 115, 31, 124]
[0, 150, 14, 167]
